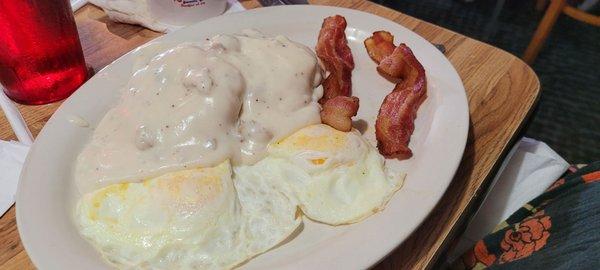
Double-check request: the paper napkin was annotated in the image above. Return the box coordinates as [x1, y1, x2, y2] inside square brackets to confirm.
[89, 0, 245, 33]
[0, 140, 29, 217]
[447, 137, 569, 261]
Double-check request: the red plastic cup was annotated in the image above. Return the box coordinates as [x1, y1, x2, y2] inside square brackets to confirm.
[0, 0, 88, 105]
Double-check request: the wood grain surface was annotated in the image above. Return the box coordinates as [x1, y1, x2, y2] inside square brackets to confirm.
[0, 0, 540, 269]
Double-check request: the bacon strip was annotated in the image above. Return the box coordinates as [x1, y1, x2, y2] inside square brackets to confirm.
[365, 32, 427, 159]
[364, 31, 395, 63]
[316, 15, 354, 104]
[321, 96, 360, 132]
[377, 44, 425, 83]
[315, 15, 359, 132]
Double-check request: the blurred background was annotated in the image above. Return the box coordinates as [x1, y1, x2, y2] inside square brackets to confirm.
[372, 0, 599, 163]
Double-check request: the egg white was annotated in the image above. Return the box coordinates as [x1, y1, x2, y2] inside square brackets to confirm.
[76, 161, 300, 269]
[244, 124, 405, 225]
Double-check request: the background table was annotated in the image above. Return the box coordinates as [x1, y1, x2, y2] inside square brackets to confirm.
[0, 0, 540, 269]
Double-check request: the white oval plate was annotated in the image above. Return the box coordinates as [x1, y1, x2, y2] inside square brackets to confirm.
[17, 5, 468, 270]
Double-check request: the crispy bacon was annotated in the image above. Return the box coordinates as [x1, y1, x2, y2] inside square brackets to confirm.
[365, 32, 427, 159]
[316, 15, 359, 132]
[364, 31, 395, 63]
[316, 15, 354, 104]
[377, 44, 425, 82]
[375, 74, 426, 158]
[320, 96, 360, 132]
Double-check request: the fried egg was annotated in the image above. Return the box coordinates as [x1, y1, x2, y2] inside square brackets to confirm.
[76, 161, 300, 269]
[238, 124, 405, 225]
[76, 126, 403, 269]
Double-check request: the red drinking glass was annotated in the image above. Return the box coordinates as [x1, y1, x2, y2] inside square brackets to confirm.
[0, 0, 88, 105]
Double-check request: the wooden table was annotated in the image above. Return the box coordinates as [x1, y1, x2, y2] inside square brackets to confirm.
[0, 0, 540, 269]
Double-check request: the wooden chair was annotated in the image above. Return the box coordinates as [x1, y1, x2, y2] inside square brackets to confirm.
[523, 0, 600, 64]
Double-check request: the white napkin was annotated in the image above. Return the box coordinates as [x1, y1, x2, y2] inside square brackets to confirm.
[89, 0, 245, 33]
[0, 140, 29, 217]
[226, 0, 245, 13]
[71, 0, 88, 11]
[447, 137, 569, 262]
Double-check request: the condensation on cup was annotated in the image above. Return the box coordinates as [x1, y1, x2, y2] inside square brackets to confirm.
[149, 0, 227, 29]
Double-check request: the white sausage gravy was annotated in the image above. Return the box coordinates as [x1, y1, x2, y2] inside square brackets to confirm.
[75, 30, 323, 193]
